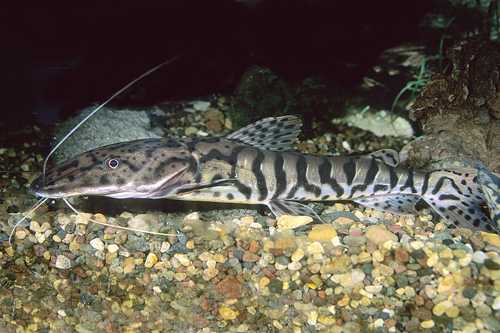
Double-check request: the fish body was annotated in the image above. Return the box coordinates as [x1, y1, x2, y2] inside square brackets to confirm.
[30, 116, 498, 233]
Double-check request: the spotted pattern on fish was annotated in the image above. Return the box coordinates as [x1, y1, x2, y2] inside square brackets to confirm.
[30, 116, 498, 233]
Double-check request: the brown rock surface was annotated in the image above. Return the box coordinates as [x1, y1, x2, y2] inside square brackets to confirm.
[400, 35, 500, 172]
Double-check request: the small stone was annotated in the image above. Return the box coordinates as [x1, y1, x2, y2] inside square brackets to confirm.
[174, 253, 190, 266]
[452, 292, 470, 307]
[427, 253, 439, 267]
[291, 248, 305, 262]
[437, 275, 455, 295]
[420, 320, 435, 329]
[308, 224, 337, 241]
[424, 285, 437, 299]
[213, 253, 226, 263]
[75, 213, 91, 224]
[249, 240, 259, 253]
[484, 258, 500, 270]
[145, 253, 158, 268]
[373, 318, 384, 327]
[445, 305, 460, 318]
[242, 251, 260, 262]
[193, 100, 211, 111]
[433, 300, 454, 316]
[128, 214, 158, 232]
[55, 255, 71, 269]
[364, 225, 397, 246]
[108, 244, 119, 253]
[39, 222, 51, 233]
[481, 232, 500, 246]
[277, 215, 313, 229]
[405, 286, 416, 297]
[203, 108, 222, 119]
[288, 261, 302, 271]
[15, 230, 27, 240]
[30, 221, 41, 232]
[217, 275, 242, 299]
[343, 235, 367, 247]
[69, 241, 80, 253]
[462, 288, 477, 299]
[185, 126, 198, 136]
[384, 319, 396, 329]
[274, 237, 297, 249]
[439, 247, 454, 259]
[307, 310, 318, 326]
[395, 247, 410, 262]
[475, 304, 492, 317]
[236, 324, 249, 332]
[472, 251, 489, 264]
[205, 119, 223, 133]
[194, 316, 211, 329]
[90, 238, 105, 251]
[307, 242, 324, 254]
[410, 240, 424, 250]
[219, 307, 237, 320]
[411, 308, 432, 321]
[492, 295, 500, 310]
[35, 232, 46, 244]
[202, 268, 218, 281]
[365, 285, 383, 293]
[372, 250, 385, 262]
[268, 279, 283, 294]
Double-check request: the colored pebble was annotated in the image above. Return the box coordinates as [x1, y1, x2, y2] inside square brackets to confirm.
[433, 300, 454, 316]
[364, 225, 397, 246]
[90, 238, 105, 251]
[277, 215, 313, 229]
[219, 307, 237, 320]
[145, 253, 158, 268]
[55, 255, 71, 269]
[308, 224, 338, 241]
[307, 242, 324, 254]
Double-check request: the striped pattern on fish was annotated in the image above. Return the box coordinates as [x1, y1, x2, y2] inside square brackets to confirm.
[30, 116, 499, 233]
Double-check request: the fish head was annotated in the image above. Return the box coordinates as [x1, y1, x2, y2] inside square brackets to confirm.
[30, 138, 198, 199]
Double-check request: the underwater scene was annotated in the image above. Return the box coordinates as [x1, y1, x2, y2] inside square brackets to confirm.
[1, 1, 500, 332]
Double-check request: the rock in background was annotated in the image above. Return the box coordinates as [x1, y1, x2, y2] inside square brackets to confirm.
[51, 107, 161, 164]
[400, 35, 500, 173]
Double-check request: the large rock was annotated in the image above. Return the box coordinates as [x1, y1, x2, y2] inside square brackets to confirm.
[400, 35, 500, 172]
[51, 107, 161, 163]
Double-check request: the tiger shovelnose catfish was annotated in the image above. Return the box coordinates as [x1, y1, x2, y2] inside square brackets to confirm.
[30, 116, 499, 233]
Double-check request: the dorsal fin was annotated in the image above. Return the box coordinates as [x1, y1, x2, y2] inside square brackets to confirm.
[227, 116, 302, 151]
[368, 149, 399, 167]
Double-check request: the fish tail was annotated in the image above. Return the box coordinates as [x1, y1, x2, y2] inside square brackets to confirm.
[476, 164, 500, 229]
[421, 168, 497, 233]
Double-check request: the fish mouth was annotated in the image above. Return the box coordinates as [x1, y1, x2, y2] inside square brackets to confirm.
[29, 174, 81, 198]
[29, 175, 61, 198]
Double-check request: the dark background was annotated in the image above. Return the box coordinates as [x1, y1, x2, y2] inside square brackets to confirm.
[0, 0, 432, 124]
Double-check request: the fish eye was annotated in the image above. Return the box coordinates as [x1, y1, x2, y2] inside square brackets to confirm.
[105, 157, 121, 169]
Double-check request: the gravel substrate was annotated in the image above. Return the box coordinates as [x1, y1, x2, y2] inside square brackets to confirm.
[1, 103, 499, 333]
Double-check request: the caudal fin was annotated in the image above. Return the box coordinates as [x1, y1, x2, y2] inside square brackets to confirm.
[422, 168, 498, 233]
[476, 165, 500, 230]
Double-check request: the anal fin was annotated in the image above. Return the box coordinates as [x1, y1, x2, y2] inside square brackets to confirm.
[355, 194, 420, 215]
[266, 200, 323, 223]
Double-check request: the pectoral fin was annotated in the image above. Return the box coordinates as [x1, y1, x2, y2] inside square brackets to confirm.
[266, 200, 323, 223]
